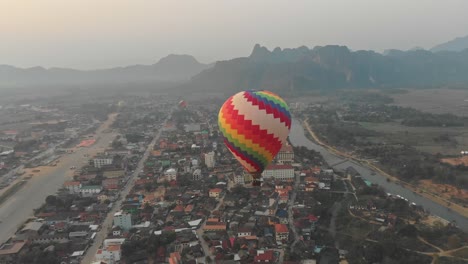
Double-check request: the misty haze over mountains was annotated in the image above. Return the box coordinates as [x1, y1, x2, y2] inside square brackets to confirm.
[1, 35, 468, 93]
[0, 54, 212, 87]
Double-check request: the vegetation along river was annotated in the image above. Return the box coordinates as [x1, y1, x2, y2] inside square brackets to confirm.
[289, 118, 468, 232]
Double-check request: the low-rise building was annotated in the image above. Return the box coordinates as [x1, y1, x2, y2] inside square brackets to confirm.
[276, 144, 294, 164]
[274, 224, 289, 242]
[262, 164, 294, 181]
[80, 185, 102, 196]
[95, 245, 121, 262]
[93, 156, 113, 168]
[209, 188, 222, 198]
[64, 181, 82, 193]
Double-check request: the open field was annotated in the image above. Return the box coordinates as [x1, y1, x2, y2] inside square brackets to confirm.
[392, 88, 468, 116]
[419, 180, 468, 202]
[360, 121, 468, 155]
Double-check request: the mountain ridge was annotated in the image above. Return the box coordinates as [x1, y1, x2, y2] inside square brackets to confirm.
[431, 35, 468, 52]
[176, 44, 468, 96]
[0, 54, 212, 87]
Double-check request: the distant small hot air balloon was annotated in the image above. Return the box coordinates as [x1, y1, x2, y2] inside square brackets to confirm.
[218, 90, 291, 186]
[178, 100, 187, 109]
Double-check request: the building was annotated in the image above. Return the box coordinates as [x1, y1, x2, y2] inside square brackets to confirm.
[93, 156, 113, 168]
[254, 250, 275, 263]
[274, 224, 289, 242]
[192, 168, 202, 181]
[95, 245, 121, 263]
[64, 181, 82, 193]
[80, 186, 102, 197]
[276, 144, 294, 164]
[164, 168, 177, 181]
[0, 241, 26, 263]
[113, 211, 132, 230]
[204, 151, 216, 168]
[103, 169, 125, 179]
[102, 178, 119, 190]
[209, 188, 222, 198]
[262, 164, 294, 181]
[233, 174, 245, 185]
[237, 227, 252, 237]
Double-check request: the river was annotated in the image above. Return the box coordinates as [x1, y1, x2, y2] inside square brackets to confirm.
[288, 118, 468, 232]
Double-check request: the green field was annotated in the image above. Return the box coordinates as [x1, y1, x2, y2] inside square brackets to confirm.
[359, 121, 468, 155]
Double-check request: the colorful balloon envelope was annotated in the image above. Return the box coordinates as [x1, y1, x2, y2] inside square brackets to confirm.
[178, 100, 187, 108]
[218, 90, 291, 184]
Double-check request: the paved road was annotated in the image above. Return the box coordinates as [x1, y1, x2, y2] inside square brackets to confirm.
[288, 173, 301, 254]
[0, 115, 117, 244]
[81, 111, 173, 264]
[195, 194, 226, 264]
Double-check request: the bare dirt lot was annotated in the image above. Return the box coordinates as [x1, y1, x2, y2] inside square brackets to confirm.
[419, 179, 468, 203]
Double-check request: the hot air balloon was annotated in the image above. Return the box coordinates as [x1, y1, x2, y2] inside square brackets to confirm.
[178, 100, 187, 109]
[218, 90, 291, 186]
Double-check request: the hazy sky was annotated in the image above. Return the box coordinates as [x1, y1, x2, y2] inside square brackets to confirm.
[1, 0, 468, 69]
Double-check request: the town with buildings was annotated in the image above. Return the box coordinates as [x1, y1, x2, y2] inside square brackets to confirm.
[0, 97, 466, 264]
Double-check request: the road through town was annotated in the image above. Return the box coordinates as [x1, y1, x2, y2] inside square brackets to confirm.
[0, 114, 118, 244]
[80, 110, 173, 264]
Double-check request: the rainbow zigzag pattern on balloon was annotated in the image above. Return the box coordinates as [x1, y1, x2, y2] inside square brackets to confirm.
[218, 90, 292, 174]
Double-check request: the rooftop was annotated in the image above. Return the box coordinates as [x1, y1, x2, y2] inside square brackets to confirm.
[0, 241, 26, 255]
[265, 164, 294, 170]
[275, 224, 289, 233]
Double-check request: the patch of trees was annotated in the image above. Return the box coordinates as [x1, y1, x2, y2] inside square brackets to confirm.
[17, 244, 60, 264]
[343, 103, 466, 127]
[125, 133, 145, 143]
[14, 139, 39, 152]
[121, 232, 176, 258]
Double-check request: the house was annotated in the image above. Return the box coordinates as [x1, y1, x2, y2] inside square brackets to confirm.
[274, 224, 289, 242]
[0, 241, 26, 263]
[19, 221, 44, 238]
[164, 168, 177, 181]
[102, 178, 119, 190]
[203, 222, 226, 232]
[262, 164, 294, 181]
[237, 227, 252, 237]
[209, 188, 223, 198]
[31, 234, 69, 244]
[64, 181, 82, 193]
[254, 250, 275, 263]
[168, 252, 182, 264]
[95, 245, 121, 262]
[112, 226, 122, 237]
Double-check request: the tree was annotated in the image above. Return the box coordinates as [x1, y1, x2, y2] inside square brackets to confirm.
[398, 224, 418, 238]
[45, 195, 57, 206]
[447, 234, 461, 249]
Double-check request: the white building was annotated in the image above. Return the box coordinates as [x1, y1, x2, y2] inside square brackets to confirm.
[113, 211, 132, 230]
[261, 164, 294, 181]
[93, 157, 113, 168]
[80, 186, 102, 197]
[64, 181, 82, 194]
[164, 168, 177, 181]
[204, 151, 216, 168]
[276, 145, 294, 164]
[193, 168, 202, 181]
